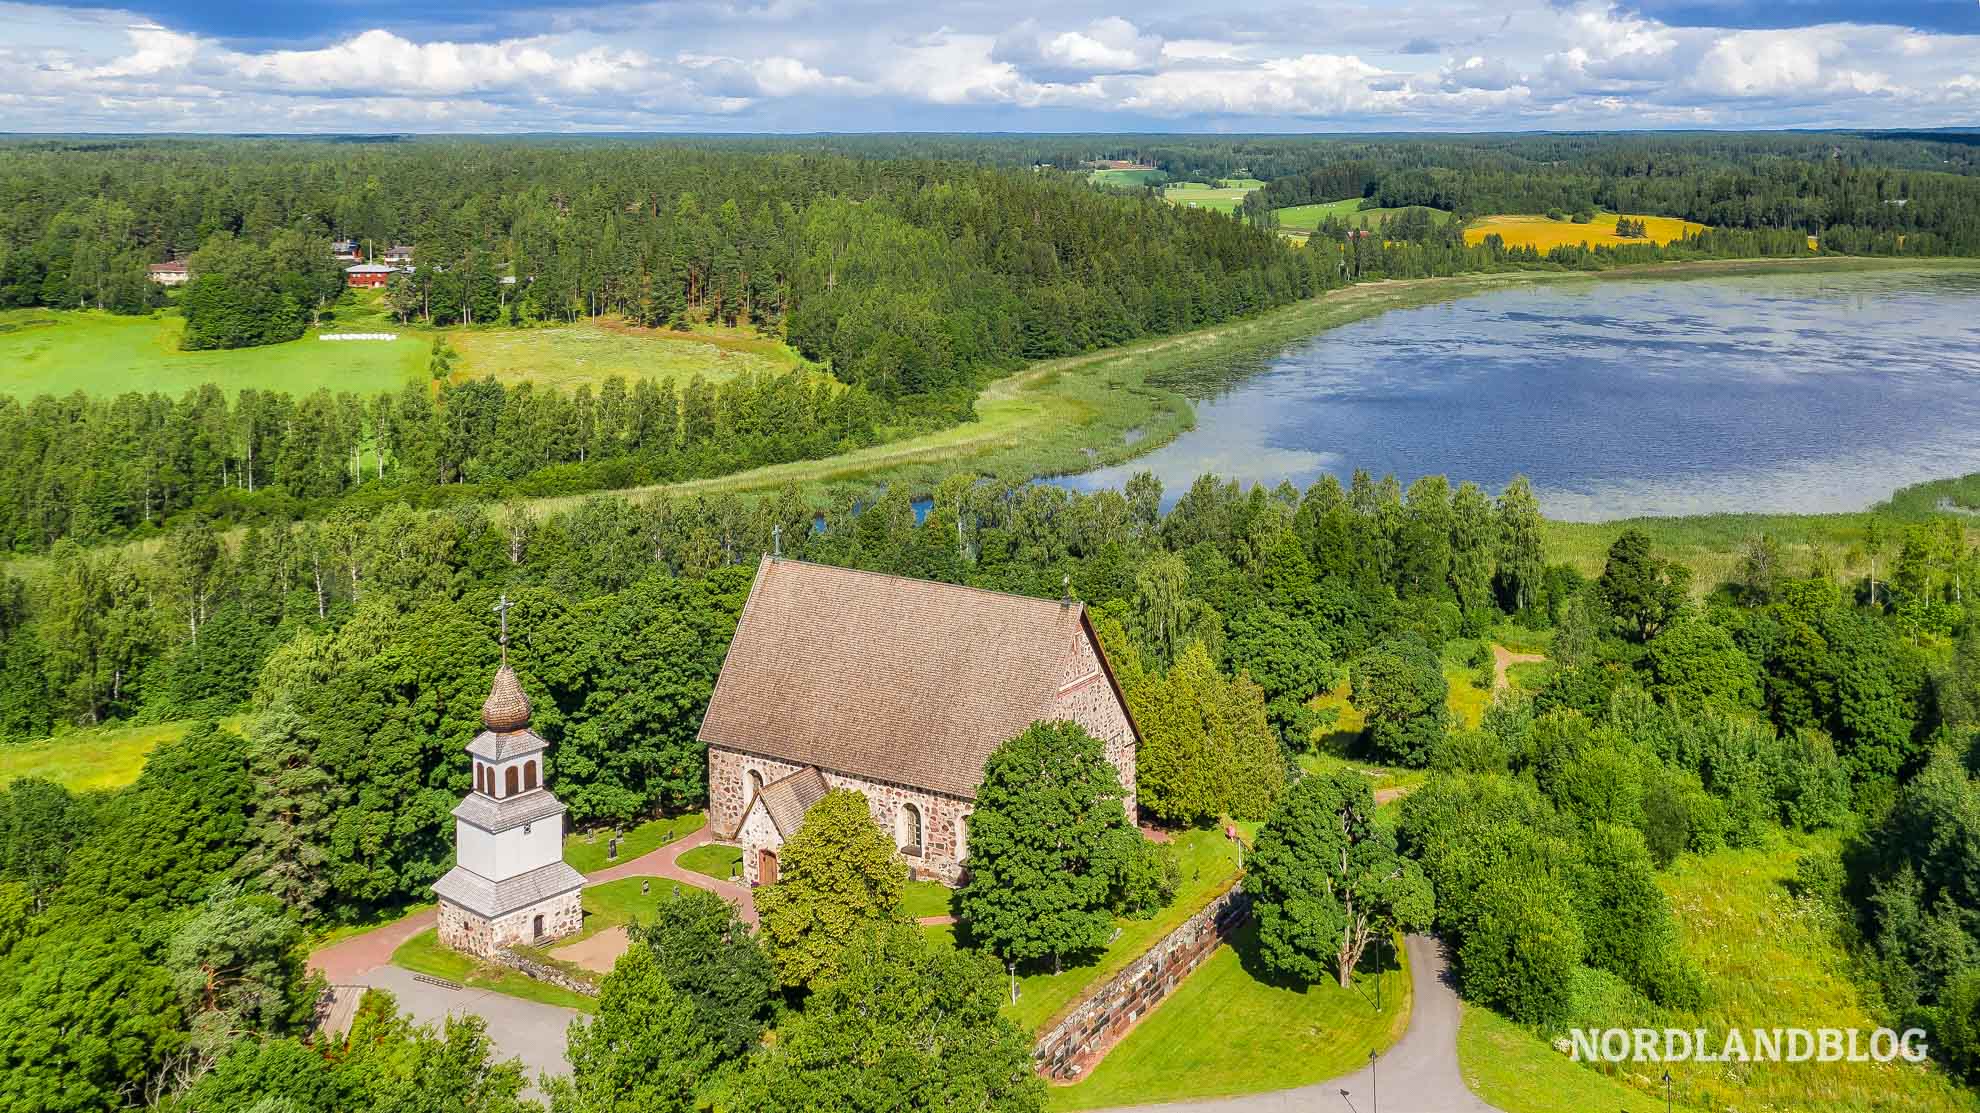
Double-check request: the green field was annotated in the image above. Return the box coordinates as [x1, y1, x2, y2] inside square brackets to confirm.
[900, 879, 954, 919]
[0, 717, 251, 792]
[676, 843, 744, 882]
[1460, 833, 1980, 1113]
[1274, 198, 1455, 235]
[563, 812, 707, 874]
[0, 305, 426, 399]
[1162, 180, 1261, 215]
[1047, 923, 1410, 1110]
[1089, 168, 1168, 189]
[447, 320, 809, 391]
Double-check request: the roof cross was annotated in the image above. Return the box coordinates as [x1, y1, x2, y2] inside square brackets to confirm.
[493, 593, 514, 661]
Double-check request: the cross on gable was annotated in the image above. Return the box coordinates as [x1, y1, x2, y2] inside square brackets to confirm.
[493, 594, 514, 655]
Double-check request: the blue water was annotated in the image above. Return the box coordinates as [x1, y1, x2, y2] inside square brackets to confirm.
[1050, 269, 1980, 520]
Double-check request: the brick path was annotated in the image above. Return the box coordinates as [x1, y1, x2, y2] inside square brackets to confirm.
[308, 906, 437, 983]
[585, 826, 758, 926]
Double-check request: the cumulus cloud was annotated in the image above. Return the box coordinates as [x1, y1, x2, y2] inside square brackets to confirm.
[1, 0, 1977, 131]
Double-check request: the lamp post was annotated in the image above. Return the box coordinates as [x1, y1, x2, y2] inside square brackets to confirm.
[1662, 1069, 1672, 1113]
[1370, 1049, 1379, 1113]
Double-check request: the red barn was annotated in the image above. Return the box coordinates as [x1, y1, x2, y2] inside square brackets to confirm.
[346, 263, 394, 288]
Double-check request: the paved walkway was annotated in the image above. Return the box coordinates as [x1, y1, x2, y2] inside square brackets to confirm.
[309, 907, 437, 983]
[354, 965, 577, 1092]
[1095, 935, 1501, 1113]
[585, 826, 758, 926]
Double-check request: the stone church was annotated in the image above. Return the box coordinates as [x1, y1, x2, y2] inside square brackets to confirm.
[700, 556, 1141, 887]
[432, 615, 586, 957]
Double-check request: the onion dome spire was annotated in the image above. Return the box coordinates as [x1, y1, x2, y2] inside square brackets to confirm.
[483, 593, 531, 732]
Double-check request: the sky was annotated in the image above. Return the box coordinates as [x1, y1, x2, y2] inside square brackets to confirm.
[1, 0, 1977, 133]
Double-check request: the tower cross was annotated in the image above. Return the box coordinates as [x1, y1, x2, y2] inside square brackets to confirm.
[493, 593, 514, 659]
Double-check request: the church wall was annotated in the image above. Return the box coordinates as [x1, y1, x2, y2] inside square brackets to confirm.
[736, 796, 782, 885]
[1053, 626, 1139, 821]
[709, 747, 809, 837]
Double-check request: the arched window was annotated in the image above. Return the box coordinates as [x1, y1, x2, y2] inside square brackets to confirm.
[897, 803, 923, 856]
[505, 766, 519, 797]
[524, 760, 538, 791]
[746, 769, 764, 803]
[475, 764, 485, 795]
[955, 813, 968, 862]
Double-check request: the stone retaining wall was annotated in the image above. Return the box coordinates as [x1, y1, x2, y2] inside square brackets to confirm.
[490, 947, 600, 999]
[1032, 882, 1251, 1081]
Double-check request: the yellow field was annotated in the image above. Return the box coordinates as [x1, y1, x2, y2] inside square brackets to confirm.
[1464, 213, 1708, 250]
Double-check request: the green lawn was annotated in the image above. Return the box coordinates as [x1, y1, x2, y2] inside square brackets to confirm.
[390, 927, 597, 1012]
[1003, 827, 1244, 1032]
[563, 812, 706, 874]
[563, 877, 684, 945]
[1047, 923, 1411, 1110]
[0, 304, 426, 399]
[1459, 832, 1980, 1113]
[447, 319, 809, 391]
[676, 843, 744, 882]
[1274, 198, 1454, 235]
[900, 879, 954, 919]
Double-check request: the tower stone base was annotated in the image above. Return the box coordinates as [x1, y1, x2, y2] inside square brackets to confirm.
[438, 890, 583, 959]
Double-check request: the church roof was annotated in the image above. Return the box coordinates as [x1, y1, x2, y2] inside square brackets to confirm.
[697, 557, 1134, 800]
[453, 788, 565, 833]
[483, 664, 532, 732]
[433, 859, 584, 920]
[754, 766, 829, 838]
[466, 729, 548, 762]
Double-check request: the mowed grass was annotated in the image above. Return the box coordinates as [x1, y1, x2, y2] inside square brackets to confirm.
[447, 319, 809, 391]
[0, 305, 426, 399]
[901, 879, 954, 919]
[1459, 833, 1980, 1113]
[567, 876, 683, 944]
[1464, 212, 1709, 250]
[1274, 198, 1455, 234]
[563, 811, 706, 874]
[1046, 923, 1411, 1110]
[677, 843, 744, 882]
[391, 927, 597, 1012]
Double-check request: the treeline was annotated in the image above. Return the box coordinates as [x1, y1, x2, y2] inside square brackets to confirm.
[0, 370, 879, 552]
[0, 142, 1309, 399]
[1243, 146, 1980, 254]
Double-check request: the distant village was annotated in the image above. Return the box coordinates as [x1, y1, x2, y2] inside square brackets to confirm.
[146, 239, 440, 289]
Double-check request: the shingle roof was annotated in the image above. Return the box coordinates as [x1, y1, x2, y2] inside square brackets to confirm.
[698, 557, 1125, 800]
[483, 664, 532, 731]
[453, 789, 565, 833]
[466, 729, 547, 762]
[755, 767, 829, 838]
[433, 859, 584, 919]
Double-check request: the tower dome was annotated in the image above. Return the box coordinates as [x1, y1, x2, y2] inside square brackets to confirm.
[482, 664, 532, 732]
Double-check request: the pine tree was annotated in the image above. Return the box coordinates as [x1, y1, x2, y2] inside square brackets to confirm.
[236, 706, 335, 921]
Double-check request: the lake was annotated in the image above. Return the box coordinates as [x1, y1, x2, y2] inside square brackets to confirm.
[1051, 268, 1980, 521]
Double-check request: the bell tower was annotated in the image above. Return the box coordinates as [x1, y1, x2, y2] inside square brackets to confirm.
[433, 596, 586, 957]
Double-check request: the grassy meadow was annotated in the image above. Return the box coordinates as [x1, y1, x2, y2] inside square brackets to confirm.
[1464, 212, 1710, 250]
[0, 719, 191, 791]
[1274, 198, 1455, 235]
[0, 305, 426, 399]
[1460, 833, 1980, 1113]
[1046, 923, 1411, 1110]
[1161, 180, 1262, 215]
[1088, 168, 1168, 189]
[447, 319, 809, 391]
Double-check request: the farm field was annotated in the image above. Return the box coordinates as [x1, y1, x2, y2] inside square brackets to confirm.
[1464, 211, 1709, 250]
[0, 719, 192, 791]
[1274, 198, 1455, 234]
[1088, 167, 1167, 189]
[1045, 923, 1411, 1110]
[1162, 179, 1262, 215]
[0, 305, 425, 399]
[447, 319, 810, 391]
[1460, 833, 1980, 1113]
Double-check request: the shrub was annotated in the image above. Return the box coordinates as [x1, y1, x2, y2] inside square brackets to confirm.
[1112, 837, 1180, 919]
[1459, 871, 1584, 1025]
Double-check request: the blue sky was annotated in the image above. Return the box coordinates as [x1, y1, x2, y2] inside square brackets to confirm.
[3, 0, 1977, 132]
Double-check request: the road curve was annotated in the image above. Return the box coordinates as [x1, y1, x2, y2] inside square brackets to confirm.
[1095, 934, 1503, 1113]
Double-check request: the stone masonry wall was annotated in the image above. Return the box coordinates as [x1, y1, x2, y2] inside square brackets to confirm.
[1051, 626, 1138, 821]
[490, 948, 600, 998]
[1032, 883, 1251, 1081]
[437, 890, 583, 960]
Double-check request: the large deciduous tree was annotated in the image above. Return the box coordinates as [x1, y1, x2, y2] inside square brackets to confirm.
[630, 886, 773, 1058]
[1597, 529, 1691, 643]
[1350, 635, 1449, 767]
[958, 721, 1135, 975]
[1246, 770, 1433, 988]
[754, 789, 906, 989]
[550, 945, 712, 1113]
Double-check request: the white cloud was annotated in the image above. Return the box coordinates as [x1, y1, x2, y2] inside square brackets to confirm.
[1693, 31, 1831, 97]
[993, 18, 1163, 82]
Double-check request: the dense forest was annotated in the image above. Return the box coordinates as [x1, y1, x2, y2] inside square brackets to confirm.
[5, 465, 1980, 1109]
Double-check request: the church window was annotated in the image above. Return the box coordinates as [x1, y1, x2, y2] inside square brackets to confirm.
[475, 764, 486, 794]
[505, 766, 519, 796]
[897, 803, 923, 856]
[746, 768, 764, 802]
[524, 761, 537, 791]
[956, 813, 968, 861]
